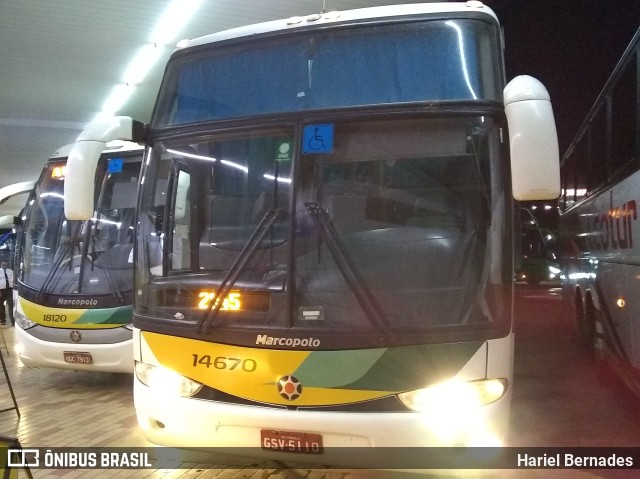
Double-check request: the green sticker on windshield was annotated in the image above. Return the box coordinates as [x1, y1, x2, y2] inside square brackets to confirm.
[275, 139, 292, 162]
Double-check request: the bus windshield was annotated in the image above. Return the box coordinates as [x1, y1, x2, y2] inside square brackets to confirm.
[153, 18, 500, 126]
[21, 157, 141, 298]
[137, 116, 509, 343]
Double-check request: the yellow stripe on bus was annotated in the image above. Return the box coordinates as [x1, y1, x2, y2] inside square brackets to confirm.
[143, 331, 392, 406]
[17, 297, 127, 329]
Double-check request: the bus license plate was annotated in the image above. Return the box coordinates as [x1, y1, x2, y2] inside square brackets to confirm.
[63, 351, 92, 364]
[261, 429, 323, 454]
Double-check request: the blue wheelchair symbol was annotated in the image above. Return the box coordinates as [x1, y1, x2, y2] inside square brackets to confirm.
[107, 158, 124, 173]
[303, 124, 334, 154]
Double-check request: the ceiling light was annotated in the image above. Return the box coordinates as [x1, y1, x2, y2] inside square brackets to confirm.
[98, 84, 134, 120]
[94, 0, 204, 120]
[149, 0, 204, 46]
[122, 44, 165, 86]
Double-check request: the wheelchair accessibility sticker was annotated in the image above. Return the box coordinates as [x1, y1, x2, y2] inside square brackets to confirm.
[303, 124, 334, 154]
[107, 157, 124, 173]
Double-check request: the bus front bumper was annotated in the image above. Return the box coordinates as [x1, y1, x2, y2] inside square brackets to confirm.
[133, 376, 510, 467]
[15, 325, 134, 373]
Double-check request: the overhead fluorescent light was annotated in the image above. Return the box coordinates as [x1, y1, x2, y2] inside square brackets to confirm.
[98, 84, 134, 120]
[94, 0, 204, 121]
[150, 0, 205, 46]
[122, 44, 165, 86]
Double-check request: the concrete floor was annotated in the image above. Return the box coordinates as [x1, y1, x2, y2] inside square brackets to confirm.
[0, 284, 636, 478]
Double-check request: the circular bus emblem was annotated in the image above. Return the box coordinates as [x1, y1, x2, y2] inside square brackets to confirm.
[277, 375, 302, 401]
[70, 331, 82, 343]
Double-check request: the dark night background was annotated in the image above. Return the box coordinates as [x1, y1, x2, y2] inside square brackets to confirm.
[485, 0, 640, 155]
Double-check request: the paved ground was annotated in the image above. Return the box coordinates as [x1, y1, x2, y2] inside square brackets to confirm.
[0, 283, 637, 478]
[510, 284, 640, 449]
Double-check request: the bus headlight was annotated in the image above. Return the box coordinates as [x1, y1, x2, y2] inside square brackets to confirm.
[14, 310, 36, 330]
[398, 378, 507, 445]
[135, 361, 202, 397]
[398, 378, 507, 412]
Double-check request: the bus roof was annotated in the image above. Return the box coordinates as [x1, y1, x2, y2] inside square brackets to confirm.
[181, 1, 498, 50]
[0, 181, 35, 205]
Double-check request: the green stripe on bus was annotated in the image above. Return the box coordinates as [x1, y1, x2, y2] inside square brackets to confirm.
[292, 341, 484, 391]
[74, 305, 133, 325]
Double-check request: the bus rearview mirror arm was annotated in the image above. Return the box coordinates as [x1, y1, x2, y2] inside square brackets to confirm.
[64, 116, 147, 221]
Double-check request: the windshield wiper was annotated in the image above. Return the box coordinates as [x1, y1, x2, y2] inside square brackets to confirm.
[88, 224, 124, 303]
[37, 222, 82, 300]
[304, 202, 391, 333]
[197, 207, 282, 334]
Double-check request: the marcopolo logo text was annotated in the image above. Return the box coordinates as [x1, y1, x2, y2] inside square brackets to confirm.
[256, 334, 320, 348]
[57, 298, 99, 307]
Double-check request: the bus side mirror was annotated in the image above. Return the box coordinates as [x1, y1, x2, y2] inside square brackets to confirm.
[65, 141, 105, 220]
[64, 116, 146, 220]
[504, 75, 560, 201]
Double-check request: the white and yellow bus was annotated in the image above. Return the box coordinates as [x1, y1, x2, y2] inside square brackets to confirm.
[15, 141, 143, 373]
[64, 2, 559, 464]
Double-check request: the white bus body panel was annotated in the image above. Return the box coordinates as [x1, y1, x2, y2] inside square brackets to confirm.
[15, 326, 133, 373]
[597, 263, 640, 367]
[184, 2, 498, 50]
[562, 172, 640, 370]
[133, 329, 513, 457]
[0, 181, 35, 205]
